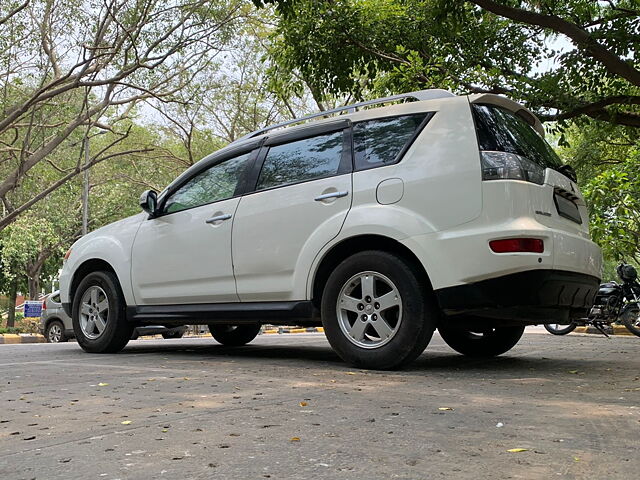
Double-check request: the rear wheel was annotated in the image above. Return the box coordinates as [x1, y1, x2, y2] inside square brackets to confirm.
[72, 271, 133, 353]
[208, 324, 260, 346]
[321, 250, 437, 370]
[438, 322, 525, 357]
[621, 307, 640, 337]
[45, 320, 66, 343]
[544, 322, 577, 335]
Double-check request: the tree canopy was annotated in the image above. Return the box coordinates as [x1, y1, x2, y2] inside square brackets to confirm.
[259, 0, 639, 129]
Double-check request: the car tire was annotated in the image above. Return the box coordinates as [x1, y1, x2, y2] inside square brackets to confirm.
[162, 330, 185, 339]
[321, 250, 437, 370]
[544, 322, 578, 335]
[438, 322, 525, 357]
[72, 271, 133, 353]
[45, 320, 66, 343]
[208, 324, 261, 346]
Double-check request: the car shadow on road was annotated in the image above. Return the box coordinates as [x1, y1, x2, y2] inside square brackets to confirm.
[108, 337, 623, 377]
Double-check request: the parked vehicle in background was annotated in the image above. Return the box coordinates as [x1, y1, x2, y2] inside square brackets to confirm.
[59, 89, 602, 369]
[545, 263, 640, 337]
[41, 291, 71, 343]
[40, 291, 187, 343]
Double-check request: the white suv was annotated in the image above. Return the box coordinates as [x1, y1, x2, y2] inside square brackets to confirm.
[59, 89, 602, 369]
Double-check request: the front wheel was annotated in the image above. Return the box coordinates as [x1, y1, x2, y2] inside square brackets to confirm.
[438, 323, 525, 357]
[208, 324, 260, 346]
[621, 307, 640, 337]
[544, 322, 577, 335]
[321, 250, 437, 370]
[72, 271, 133, 353]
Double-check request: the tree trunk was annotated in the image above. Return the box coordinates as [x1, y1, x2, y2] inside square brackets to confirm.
[6, 279, 17, 328]
[28, 275, 40, 300]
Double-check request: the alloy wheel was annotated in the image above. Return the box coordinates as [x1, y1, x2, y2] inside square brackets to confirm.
[336, 271, 402, 349]
[48, 323, 62, 342]
[79, 286, 109, 340]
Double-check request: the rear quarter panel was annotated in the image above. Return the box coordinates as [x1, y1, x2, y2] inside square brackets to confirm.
[306, 96, 482, 297]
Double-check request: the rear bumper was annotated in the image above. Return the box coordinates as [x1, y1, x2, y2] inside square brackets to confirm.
[435, 269, 600, 324]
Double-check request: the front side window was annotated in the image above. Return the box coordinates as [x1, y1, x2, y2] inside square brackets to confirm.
[353, 113, 429, 170]
[163, 152, 252, 214]
[256, 130, 344, 190]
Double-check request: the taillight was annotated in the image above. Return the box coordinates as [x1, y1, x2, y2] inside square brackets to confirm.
[481, 151, 544, 185]
[63, 248, 72, 262]
[489, 238, 544, 253]
[42, 300, 47, 310]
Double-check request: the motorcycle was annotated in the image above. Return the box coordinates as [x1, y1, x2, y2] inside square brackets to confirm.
[545, 263, 640, 337]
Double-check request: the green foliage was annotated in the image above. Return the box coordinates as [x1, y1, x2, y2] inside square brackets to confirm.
[263, 0, 639, 127]
[582, 152, 640, 263]
[0, 327, 23, 334]
[556, 120, 640, 264]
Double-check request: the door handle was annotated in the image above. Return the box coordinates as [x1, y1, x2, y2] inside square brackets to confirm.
[205, 213, 232, 224]
[314, 191, 349, 202]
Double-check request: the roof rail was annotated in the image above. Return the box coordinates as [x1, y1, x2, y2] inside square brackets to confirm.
[234, 89, 455, 143]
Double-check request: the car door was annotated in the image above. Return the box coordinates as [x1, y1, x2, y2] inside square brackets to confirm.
[131, 149, 255, 305]
[232, 121, 353, 301]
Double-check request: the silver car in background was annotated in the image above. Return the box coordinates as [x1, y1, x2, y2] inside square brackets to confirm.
[40, 291, 187, 343]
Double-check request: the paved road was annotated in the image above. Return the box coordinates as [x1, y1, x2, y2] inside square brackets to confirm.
[1, 328, 639, 480]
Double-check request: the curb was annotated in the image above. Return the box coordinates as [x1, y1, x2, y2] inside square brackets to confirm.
[574, 325, 635, 336]
[263, 327, 324, 335]
[0, 334, 46, 344]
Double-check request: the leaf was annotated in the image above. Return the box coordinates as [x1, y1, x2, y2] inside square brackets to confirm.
[507, 448, 528, 453]
[290, 437, 300, 442]
[121, 420, 132, 425]
[97, 383, 109, 387]
[345, 372, 356, 375]
[299, 401, 308, 407]
[438, 407, 453, 411]
[568, 370, 579, 374]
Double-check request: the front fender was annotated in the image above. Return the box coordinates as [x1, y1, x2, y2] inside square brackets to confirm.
[60, 214, 144, 306]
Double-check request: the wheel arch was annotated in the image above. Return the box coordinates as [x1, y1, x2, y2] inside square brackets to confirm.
[44, 316, 63, 330]
[310, 234, 433, 309]
[69, 259, 119, 308]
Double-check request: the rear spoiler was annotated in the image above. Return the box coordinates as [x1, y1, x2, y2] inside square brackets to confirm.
[467, 94, 545, 137]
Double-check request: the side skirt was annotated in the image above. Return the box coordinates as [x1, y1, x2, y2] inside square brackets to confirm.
[126, 301, 318, 326]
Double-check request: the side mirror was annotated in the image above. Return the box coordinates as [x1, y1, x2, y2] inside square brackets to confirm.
[139, 190, 158, 217]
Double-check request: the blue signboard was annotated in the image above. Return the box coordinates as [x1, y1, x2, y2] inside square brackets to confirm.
[24, 300, 43, 318]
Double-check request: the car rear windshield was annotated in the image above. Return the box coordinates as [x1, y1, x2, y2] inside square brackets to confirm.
[472, 104, 561, 169]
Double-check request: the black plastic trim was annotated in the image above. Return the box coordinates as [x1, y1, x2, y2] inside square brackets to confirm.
[435, 269, 600, 323]
[264, 119, 350, 147]
[126, 301, 315, 323]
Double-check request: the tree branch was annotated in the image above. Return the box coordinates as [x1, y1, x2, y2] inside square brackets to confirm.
[468, 0, 640, 87]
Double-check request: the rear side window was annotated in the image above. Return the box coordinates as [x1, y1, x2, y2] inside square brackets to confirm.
[353, 113, 429, 170]
[256, 130, 344, 190]
[51, 294, 61, 303]
[472, 104, 561, 169]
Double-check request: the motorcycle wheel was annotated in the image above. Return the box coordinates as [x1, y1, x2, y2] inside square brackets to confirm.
[621, 307, 640, 337]
[544, 322, 578, 335]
